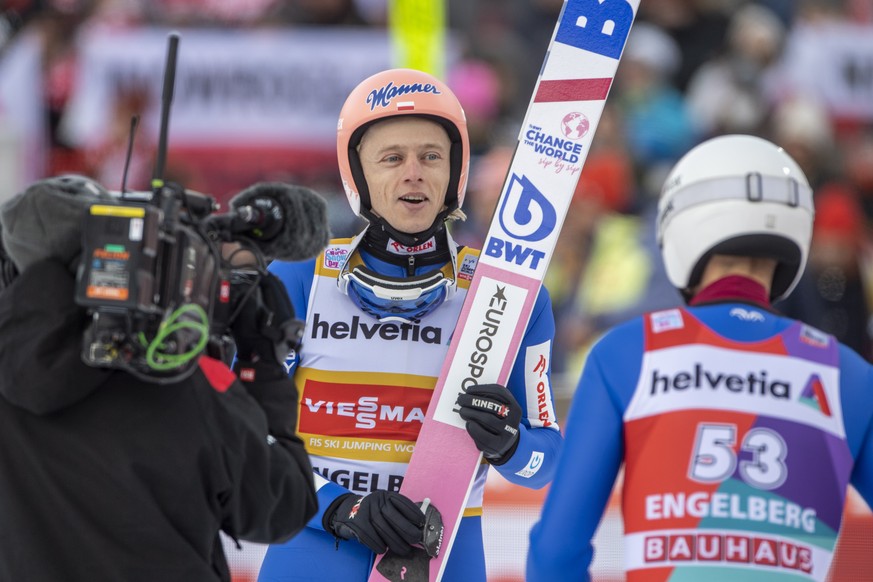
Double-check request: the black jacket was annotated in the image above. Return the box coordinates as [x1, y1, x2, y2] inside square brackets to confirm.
[0, 260, 317, 581]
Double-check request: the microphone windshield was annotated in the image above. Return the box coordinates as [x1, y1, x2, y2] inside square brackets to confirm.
[229, 182, 331, 262]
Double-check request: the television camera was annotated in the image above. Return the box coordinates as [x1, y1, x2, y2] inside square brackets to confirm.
[71, 33, 328, 383]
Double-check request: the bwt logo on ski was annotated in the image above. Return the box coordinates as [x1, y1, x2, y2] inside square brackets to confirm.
[524, 124, 584, 163]
[461, 285, 508, 391]
[485, 174, 556, 270]
[650, 364, 791, 399]
[556, 0, 634, 60]
[366, 81, 441, 110]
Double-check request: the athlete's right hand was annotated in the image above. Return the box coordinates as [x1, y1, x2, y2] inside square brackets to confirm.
[324, 490, 426, 556]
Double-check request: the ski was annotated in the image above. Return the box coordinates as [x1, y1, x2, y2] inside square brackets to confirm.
[370, 1, 640, 580]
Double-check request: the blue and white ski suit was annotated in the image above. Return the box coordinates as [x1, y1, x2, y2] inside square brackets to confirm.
[259, 236, 562, 581]
[528, 291, 873, 581]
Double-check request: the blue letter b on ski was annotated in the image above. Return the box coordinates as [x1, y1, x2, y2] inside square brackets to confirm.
[556, 0, 634, 60]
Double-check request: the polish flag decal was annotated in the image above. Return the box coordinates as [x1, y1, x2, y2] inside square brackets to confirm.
[396, 101, 415, 111]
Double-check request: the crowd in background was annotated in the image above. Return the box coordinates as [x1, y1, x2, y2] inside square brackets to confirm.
[3, 0, 873, 388]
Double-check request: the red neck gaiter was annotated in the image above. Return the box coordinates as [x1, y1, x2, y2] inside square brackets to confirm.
[689, 275, 771, 309]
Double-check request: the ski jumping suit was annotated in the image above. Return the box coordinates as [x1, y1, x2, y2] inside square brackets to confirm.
[259, 237, 563, 581]
[528, 299, 873, 581]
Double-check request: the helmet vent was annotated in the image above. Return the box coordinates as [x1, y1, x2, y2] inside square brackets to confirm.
[746, 172, 763, 201]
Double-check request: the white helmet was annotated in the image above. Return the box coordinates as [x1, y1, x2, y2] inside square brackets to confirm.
[657, 134, 814, 302]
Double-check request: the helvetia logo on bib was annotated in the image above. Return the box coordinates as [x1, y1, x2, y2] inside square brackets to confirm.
[310, 313, 442, 344]
[650, 364, 790, 399]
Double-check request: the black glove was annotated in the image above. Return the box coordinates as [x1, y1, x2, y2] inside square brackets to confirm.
[324, 491, 427, 556]
[229, 271, 303, 368]
[456, 383, 522, 465]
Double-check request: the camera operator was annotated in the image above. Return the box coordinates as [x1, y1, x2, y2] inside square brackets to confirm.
[0, 176, 318, 582]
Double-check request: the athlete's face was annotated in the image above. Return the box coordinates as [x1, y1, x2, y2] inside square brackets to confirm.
[358, 117, 451, 234]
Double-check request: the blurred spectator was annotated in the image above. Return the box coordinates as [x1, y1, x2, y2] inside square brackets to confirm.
[545, 131, 680, 378]
[142, 0, 283, 26]
[613, 22, 698, 188]
[351, 0, 388, 26]
[276, 0, 367, 26]
[638, 0, 731, 92]
[0, 0, 42, 53]
[777, 185, 873, 361]
[450, 0, 538, 128]
[36, 3, 95, 175]
[685, 3, 786, 137]
[448, 59, 504, 156]
[845, 129, 873, 220]
[768, 95, 838, 189]
[546, 149, 635, 326]
[450, 142, 513, 250]
[795, 0, 859, 22]
[82, 84, 153, 192]
[757, 0, 799, 25]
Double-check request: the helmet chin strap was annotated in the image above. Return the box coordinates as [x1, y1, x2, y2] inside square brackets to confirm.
[362, 206, 454, 248]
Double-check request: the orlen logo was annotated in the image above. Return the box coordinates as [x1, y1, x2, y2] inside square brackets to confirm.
[531, 352, 554, 428]
[386, 237, 436, 255]
[300, 380, 431, 441]
[485, 174, 556, 270]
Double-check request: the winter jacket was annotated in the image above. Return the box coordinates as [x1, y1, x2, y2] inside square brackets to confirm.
[0, 259, 317, 582]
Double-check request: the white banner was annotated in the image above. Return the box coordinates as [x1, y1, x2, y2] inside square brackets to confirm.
[780, 22, 873, 119]
[61, 27, 395, 149]
[0, 31, 46, 200]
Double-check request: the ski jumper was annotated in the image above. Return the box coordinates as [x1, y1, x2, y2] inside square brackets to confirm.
[260, 236, 562, 581]
[527, 290, 873, 581]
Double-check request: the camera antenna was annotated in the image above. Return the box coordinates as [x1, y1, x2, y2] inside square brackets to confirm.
[151, 31, 180, 193]
[120, 114, 140, 196]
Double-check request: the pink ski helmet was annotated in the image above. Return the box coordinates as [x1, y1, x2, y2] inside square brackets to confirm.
[337, 68, 470, 223]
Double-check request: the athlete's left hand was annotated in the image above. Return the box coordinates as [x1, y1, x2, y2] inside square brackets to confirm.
[230, 271, 302, 368]
[456, 383, 522, 465]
